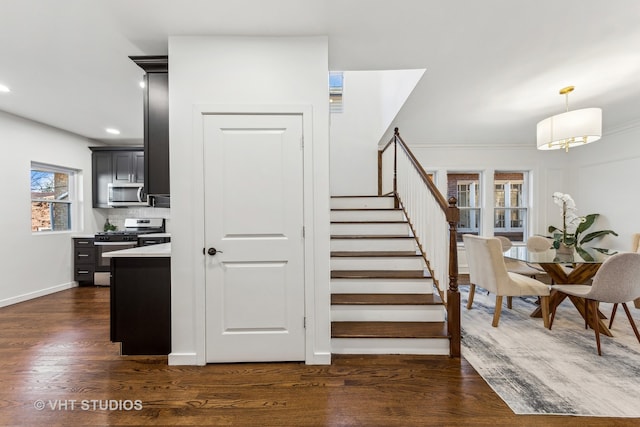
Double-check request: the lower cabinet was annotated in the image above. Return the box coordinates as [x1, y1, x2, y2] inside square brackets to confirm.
[73, 238, 95, 285]
[110, 257, 171, 355]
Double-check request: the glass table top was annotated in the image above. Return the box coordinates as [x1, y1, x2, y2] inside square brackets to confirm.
[503, 245, 603, 264]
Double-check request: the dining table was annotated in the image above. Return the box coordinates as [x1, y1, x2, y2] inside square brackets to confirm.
[503, 245, 613, 336]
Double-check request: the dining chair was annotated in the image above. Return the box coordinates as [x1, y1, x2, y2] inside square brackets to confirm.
[463, 234, 550, 328]
[496, 236, 549, 308]
[497, 236, 546, 279]
[632, 233, 640, 309]
[549, 252, 640, 356]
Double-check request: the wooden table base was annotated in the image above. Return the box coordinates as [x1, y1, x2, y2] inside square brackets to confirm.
[529, 262, 613, 337]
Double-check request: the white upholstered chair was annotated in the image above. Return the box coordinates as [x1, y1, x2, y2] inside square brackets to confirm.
[632, 233, 640, 309]
[463, 234, 550, 328]
[527, 235, 554, 252]
[549, 252, 640, 355]
[496, 236, 545, 279]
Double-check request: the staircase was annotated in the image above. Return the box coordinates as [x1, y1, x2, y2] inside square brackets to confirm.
[330, 195, 449, 355]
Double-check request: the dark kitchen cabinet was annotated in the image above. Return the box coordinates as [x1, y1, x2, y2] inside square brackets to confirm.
[110, 256, 171, 355]
[73, 237, 96, 285]
[112, 151, 144, 184]
[130, 55, 170, 204]
[90, 147, 144, 208]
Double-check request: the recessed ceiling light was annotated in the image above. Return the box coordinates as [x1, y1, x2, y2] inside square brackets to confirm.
[105, 128, 121, 135]
[0, 84, 10, 93]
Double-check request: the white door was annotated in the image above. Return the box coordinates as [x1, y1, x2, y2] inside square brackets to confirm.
[204, 114, 305, 363]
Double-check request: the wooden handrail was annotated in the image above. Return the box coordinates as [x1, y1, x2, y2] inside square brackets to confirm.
[379, 127, 460, 357]
[393, 129, 448, 212]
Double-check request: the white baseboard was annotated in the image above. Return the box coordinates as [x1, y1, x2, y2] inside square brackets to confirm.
[307, 351, 331, 365]
[0, 281, 77, 308]
[168, 351, 332, 366]
[168, 352, 202, 366]
[331, 338, 450, 355]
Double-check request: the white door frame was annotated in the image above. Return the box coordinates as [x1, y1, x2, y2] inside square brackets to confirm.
[190, 104, 324, 365]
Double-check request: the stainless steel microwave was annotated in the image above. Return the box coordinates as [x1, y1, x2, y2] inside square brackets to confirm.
[107, 183, 147, 207]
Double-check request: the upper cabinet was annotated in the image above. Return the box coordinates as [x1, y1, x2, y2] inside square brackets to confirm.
[112, 151, 144, 184]
[90, 147, 144, 208]
[130, 55, 170, 206]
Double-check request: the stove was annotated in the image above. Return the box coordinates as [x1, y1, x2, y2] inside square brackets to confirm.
[95, 218, 165, 242]
[93, 218, 166, 286]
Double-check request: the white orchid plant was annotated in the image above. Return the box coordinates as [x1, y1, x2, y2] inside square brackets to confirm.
[548, 192, 618, 261]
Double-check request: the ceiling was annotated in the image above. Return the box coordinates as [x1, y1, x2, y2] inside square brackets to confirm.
[1, 0, 639, 146]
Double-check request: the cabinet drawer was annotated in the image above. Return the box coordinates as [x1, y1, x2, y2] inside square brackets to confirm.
[74, 239, 95, 247]
[74, 267, 95, 282]
[75, 247, 95, 264]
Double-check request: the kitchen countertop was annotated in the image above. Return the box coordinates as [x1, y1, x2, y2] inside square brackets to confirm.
[71, 234, 97, 239]
[102, 243, 171, 258]
[140, 232, 171, 238]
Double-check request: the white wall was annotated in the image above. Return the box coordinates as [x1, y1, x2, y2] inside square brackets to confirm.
[330, 70, 423, 196]
[168, 36, 330, 365]
[570, 123, 640, 252]
[0, 111, 102, 306]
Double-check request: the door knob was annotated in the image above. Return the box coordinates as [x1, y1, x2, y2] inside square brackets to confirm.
[207, 247, 223, 256]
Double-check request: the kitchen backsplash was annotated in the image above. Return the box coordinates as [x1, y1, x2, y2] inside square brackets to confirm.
[98, 207, 171, 233]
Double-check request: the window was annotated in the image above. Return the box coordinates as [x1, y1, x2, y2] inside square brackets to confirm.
[447, 173, 480, 241]
[31, 162, 76, 232]
[329, 71, 343, 113]
[494, 171, 527, 242]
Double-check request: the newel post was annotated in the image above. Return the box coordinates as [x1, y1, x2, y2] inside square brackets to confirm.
[446, 196, 461, 357]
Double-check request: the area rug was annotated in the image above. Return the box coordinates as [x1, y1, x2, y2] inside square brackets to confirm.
[460, 286, 640, 417]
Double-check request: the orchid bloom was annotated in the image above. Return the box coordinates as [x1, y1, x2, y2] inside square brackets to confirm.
[552, 192, 585, 238]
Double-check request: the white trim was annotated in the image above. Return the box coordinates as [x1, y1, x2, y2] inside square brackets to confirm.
[168, 352, 202, 366]
[190, 104, 325, 365]
[331, 338, 450, 355]
[307, 351, 331, 365]
[0, 281, 77, 308]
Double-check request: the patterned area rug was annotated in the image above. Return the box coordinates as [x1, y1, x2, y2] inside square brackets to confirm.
[460, 286, 640, 417]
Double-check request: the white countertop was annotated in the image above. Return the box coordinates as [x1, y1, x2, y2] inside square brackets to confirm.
[72, 234, 96, 239]
[140, 232, 171, 238]
[102, 242, 171, 258]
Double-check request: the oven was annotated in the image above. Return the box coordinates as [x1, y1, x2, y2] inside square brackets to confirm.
[93, 218, 166, 286]
[94, 241, 137, 286]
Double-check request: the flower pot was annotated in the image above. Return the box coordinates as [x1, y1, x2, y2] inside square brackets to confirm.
[556, 243, 573, 256]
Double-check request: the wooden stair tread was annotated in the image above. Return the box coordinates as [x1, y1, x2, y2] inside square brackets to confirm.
[331, 321, 448, 339]
[331, 270, 431, 279]
[331, 251, 420, 257]
[331, 293, 442, 305]
[331, 235, 414, 239]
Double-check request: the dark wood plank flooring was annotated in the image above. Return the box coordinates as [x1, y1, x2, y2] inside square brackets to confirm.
[0, 286, 635, 426]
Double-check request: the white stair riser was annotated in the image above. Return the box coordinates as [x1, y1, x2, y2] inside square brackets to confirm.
[331, 306, 445, 322]
[331, 197, 395, 209]
[331, 338, 450, 355]
[331, 210, 406, 222]
[331, 238, 418, 252]
[331, 223, 411, 235]
[331, 278, 434, 294]
[331, 257, 425, 270]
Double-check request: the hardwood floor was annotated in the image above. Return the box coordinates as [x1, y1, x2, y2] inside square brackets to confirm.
[0, 286, 636, 426]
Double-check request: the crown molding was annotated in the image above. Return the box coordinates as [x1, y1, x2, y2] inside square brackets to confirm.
[395, 142, 534, 150]
[604, 118, 640, 136]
